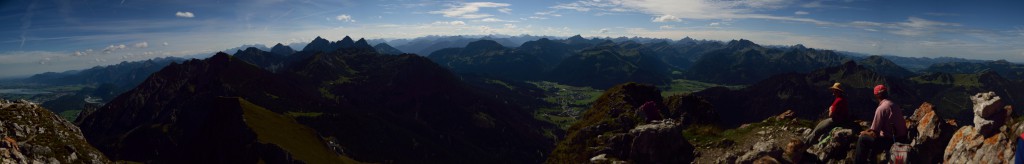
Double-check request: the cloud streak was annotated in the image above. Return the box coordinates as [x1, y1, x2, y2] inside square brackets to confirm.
[335, 14, 355, 22]
[429, 2, 510, 19]
[175, 11, 195, 18]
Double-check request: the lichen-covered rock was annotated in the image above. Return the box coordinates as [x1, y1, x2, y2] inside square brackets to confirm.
[0, 99, 110, 164]
[906, 102, 956, 163]
[943, 125, 1015, 164]
[943, 92, 1015, 164]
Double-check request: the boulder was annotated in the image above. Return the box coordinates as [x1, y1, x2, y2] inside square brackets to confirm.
[806, 128, 855, 163]
[943, 92, 1015, 163]
[737, 139, 784, 163]
[615, 119, 696, 163]
[906, 102, 957, 163]
[971, 91, 1008, 136]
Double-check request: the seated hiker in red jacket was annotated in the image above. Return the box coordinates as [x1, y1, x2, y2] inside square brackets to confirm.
[807, 82, 851, 142]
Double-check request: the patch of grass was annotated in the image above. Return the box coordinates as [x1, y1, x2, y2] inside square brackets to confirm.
[59, 110, 81, 122]
[684, 118, 814, 146]
[285, 112, 323, 118]
[318, 87, 337, 100]
[910, 73, 984, 87]
[528, 81, 603, 130]
[485, 79, 515, 90]
[237, 98, 356, 164]
[661, 79, 743, 97]
[533, 107, 578, 130]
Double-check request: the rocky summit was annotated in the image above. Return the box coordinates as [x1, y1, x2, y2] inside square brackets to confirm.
[0, 99, 110, 164]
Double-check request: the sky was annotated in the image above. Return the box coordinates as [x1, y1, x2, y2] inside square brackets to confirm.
[1, 0, 1023, 77]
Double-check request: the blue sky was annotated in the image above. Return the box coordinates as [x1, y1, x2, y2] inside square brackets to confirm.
[1, 0, 1023, 77]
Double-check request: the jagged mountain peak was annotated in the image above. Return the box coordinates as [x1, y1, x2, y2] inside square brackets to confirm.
[354, 38, 372, 48]
[792, 44, 807, 50]
[339, 36, 355, 48]
[568, 34, 584, 40]
[725, 39, 760, 49]
[303, 36, 333, 52]
[270, 43, 296, 56]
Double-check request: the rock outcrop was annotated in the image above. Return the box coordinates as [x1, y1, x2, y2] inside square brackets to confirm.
[665, 94, 718, 126]
[971, 91, 1008, 136]
[590, 119, 695, 163]
[806, 128, 855, 163]
[0, 99, 110, 164]
[906, 102, 957, 163]
[944, 92, 1015, 163]
[549, 83, 695, 163]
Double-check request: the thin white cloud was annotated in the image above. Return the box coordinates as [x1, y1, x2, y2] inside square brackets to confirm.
[429, 2, 510, 19]
[801, 1, 823, 8]
[598, 28, 610, 34]
[336, 14, 355, 22]
[133, 41, 148, 48]
[498, 8, 512, 14]
[849, 17, 962, 36]
[102, 44, 127, 53]
[162, 42, 169, 46]
[651, 15, 681, 22]
[553, 0, 829, 26]
[795, 11, 809, 15]
[659, 25, 675, 29]
[479, 18, 518, 23]
[432, 21, 466, 26]
[175, 11, 194, 18]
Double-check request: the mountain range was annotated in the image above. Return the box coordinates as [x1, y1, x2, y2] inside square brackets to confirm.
[75, 36, 556, 163]
[5, 34, 1024, 163]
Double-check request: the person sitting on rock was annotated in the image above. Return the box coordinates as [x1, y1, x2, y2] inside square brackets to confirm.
[807, 82, 850, 143]
[638, 101, 663, 122]
[854, 84, 908, 164]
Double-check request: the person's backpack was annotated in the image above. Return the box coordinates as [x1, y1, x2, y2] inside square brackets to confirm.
[889, 123, 910, 164]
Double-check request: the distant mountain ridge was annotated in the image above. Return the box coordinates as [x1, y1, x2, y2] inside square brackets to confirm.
[77, 35, 556, 163]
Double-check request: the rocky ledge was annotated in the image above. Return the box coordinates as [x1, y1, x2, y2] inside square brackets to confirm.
[0, 99, 110, 164]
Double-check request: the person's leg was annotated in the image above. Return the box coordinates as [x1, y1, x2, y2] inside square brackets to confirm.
[808, 118, 834, 142]
[877, 137, 894, 163]
[854, 135, 874, 164]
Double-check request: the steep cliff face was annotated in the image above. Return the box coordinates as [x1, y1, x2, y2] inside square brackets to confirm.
[0, 99, 110, 164]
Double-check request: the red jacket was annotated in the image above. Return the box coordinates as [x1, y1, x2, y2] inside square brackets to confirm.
[830, 96, 849, 122]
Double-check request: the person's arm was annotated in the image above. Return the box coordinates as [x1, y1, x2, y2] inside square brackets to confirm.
[864, 106, 887, 138]
[828, 98, 840, 117]
[828, 106, 834, 117]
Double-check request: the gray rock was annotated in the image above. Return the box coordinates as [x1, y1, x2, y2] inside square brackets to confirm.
[971, 92, 1008, 136]
[737, 139, 783, 163]
[806, 128, 854, 163]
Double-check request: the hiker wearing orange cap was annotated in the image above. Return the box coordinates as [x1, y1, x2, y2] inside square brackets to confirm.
[807, 82, 850, 142]
[854, 84, 908, 164]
